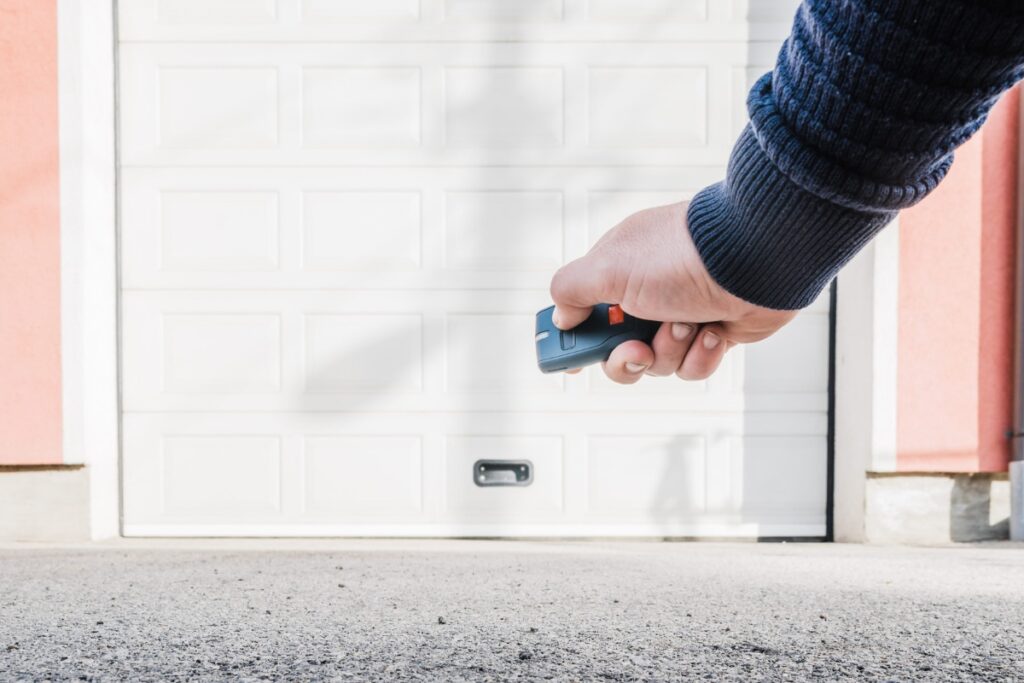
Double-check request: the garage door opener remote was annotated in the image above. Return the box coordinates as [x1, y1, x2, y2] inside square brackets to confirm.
[535, 304, 660, 373]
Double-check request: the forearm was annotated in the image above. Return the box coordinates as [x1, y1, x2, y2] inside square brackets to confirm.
[689, 0, 1024, 310]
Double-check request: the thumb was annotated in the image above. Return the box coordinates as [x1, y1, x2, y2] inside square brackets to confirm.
[549, 254, 616, 330]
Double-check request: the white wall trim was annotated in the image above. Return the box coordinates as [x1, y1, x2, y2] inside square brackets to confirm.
[833, 220, 901, 542]
[58, 0, 120, 539]
[1011, 85, 1024, 541]
[868, 225, 900, 473]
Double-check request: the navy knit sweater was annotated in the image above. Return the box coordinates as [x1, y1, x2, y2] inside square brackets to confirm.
[687, 0, 1024, 310]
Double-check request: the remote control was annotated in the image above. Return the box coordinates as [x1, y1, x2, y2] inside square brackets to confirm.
[535, 304, 661, 374]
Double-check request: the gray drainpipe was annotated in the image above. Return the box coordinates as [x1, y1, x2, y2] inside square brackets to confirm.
[1012, 89, 1024, 542]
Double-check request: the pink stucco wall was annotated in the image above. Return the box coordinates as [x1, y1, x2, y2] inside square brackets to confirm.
[0, 0, 63, 465]
[897, 87, 1019, 473]
[978, 88, 1020, 473]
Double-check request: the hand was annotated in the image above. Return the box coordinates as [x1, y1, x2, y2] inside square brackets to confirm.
[548, 201, 798, 383]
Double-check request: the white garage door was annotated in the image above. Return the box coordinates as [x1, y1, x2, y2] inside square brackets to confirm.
[117, 0, 829, 537]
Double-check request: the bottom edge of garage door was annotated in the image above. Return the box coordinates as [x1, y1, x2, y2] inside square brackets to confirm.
[122, 523, 826, 539]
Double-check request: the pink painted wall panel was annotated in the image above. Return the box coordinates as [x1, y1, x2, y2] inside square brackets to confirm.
[978, 88, 1019, 473]
[897, 87, 1019, 473]
[897, 135, 983, 471]
[0, 0, 63, 464]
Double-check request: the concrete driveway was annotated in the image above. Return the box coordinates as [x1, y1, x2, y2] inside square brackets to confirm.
[1, 540, 1023, 681]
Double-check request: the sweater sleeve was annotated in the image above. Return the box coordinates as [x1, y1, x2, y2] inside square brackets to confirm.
[687, 0, 1024, 310]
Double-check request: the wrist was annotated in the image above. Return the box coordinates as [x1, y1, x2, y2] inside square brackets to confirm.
[687, 126, 894, 310]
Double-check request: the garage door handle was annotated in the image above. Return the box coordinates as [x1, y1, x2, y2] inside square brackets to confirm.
[474, 460, 533, 487]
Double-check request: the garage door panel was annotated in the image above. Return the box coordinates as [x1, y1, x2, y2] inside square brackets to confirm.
[122, 411, 825, 535]
[587, 67, 707, 147]
[157, 190, 281, 272]
[444, 313, 563, 394]
[303, 435, 424, 517]
[119, 0, 825, 538]
[121, 166, 720, 291]
[161, 435, 283, 516]
[302, 66, 423, 148]
[157, 67, 279, 150]
[301, 0, 422, 24]
[734, 435, 829, 521]
[744, 310, 830, 393]
[122, 431, 286, 524]
[302, 191, 422, 271]
[119, 41, 753, 167]
[585, 435, 707, 517]
[119, 0, 796, 42]
[122, 290, 825, 414]
[162, 313, 283, 394]
[444, 66, 565, 149]
[444, 436, 565, 520]
[302, 313, 425, 393]
[444, 191, 564, 271]
[147, 0, 279, 26]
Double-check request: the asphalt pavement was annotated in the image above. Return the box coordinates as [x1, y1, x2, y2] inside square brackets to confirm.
[1, 540, 1023, 681]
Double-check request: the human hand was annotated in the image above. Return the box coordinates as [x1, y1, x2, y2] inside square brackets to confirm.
[548, 201, 798, 383]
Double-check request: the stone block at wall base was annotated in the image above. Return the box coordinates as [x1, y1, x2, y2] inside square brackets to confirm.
[865, 473, 1009, 544]
[0, 467, 91, 542]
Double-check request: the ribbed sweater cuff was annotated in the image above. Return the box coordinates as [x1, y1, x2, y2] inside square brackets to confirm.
[687, 125, 895, 310]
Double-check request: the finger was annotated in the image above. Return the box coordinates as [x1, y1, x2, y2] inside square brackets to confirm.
[646, 322, 697, 376]
[549, 255, 614, 330]
[565, 368, 582, 375]
[676, 325, 731, 381]
[601, 340, 655, 385]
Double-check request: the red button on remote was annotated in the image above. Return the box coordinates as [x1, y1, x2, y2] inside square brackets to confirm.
[608, 305, 624, 325]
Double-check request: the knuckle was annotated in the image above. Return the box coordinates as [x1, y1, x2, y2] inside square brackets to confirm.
[590, 256, 619, 292]
[548, 266, 570, 301]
